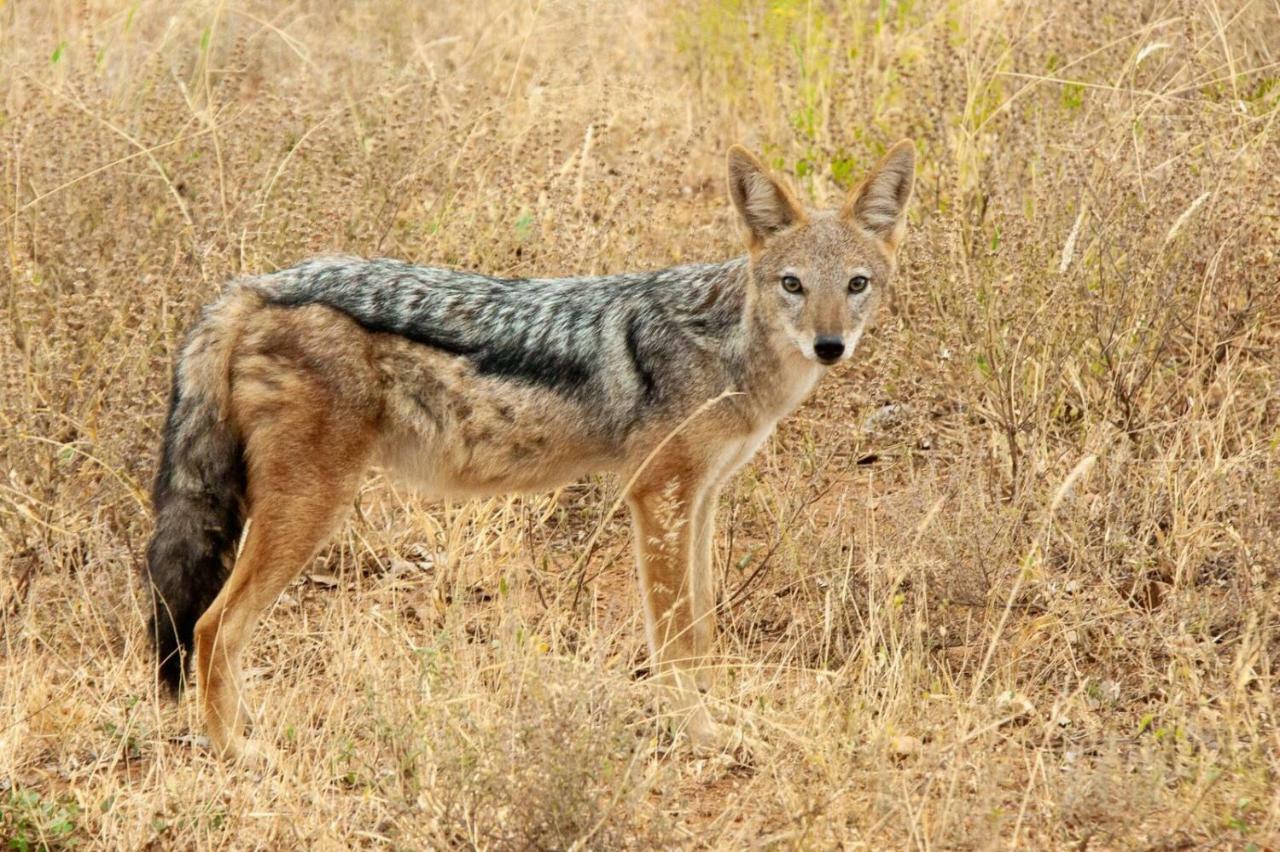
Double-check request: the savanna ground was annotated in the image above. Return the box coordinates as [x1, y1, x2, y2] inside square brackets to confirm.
[2, 0, 1278, 847]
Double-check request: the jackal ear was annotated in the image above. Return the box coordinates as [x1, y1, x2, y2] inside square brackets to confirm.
[727, 145, 807, 248]
[844, 139, 915, 250]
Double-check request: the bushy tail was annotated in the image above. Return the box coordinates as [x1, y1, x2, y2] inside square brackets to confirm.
[145, 301, 248, 693]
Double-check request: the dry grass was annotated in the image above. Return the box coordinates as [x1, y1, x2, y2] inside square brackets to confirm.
[2, 0, 1278, 847]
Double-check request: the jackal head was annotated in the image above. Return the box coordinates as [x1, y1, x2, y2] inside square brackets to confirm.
[727, 140, 915, 366]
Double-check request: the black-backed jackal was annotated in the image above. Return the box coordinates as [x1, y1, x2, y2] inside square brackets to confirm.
[145, 140, 916, 763]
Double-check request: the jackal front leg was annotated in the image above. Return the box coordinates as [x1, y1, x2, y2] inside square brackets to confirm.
[627, 474, 724, 750]
[688, 484, 722, 694]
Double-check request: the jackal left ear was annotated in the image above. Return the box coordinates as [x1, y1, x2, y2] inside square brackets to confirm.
[727, 145, 807, 249]
[844, 139, 915, 251]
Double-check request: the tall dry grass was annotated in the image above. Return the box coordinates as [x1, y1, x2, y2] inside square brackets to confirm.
[2, 0, 1278, 847]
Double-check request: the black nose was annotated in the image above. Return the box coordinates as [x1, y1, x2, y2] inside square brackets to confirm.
[813, 336, 845, 364]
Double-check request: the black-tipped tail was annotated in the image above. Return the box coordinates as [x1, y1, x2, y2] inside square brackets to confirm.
[145, 373, 246, 693]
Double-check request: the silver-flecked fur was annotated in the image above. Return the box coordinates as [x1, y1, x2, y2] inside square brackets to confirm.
[256, 255, 753, 430]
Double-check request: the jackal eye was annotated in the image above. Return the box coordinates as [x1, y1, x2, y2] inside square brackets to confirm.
[848, 275, 870, 294]
[780, 275, 804, 294]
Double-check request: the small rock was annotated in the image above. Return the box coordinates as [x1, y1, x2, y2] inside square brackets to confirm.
[996, 691, 1035, 721]
[863, 403, 911, 433]
[889, 735, 923, 756]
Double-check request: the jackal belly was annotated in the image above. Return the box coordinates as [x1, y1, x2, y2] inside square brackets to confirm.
[376, 422, 619, 498]
[376, 342, 625, 497]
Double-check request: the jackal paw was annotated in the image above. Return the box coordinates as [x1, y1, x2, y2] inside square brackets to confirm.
[219, 737, 282, 771]
[686, 719, 759, 763]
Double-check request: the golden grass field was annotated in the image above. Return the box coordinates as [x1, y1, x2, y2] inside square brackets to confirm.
[2, 0, 1278, 847]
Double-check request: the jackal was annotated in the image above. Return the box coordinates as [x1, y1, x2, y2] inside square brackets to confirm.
[145, 140, 915, 762]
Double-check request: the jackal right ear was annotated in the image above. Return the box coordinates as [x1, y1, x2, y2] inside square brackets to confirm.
[727, 145, 807, 249]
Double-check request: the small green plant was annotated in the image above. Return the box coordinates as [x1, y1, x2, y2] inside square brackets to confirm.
[1, 788, 81, 851]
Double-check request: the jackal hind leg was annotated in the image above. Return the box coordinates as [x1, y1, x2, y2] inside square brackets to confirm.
[194, 393, 374, 764]
[627, 466, 725, 750]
